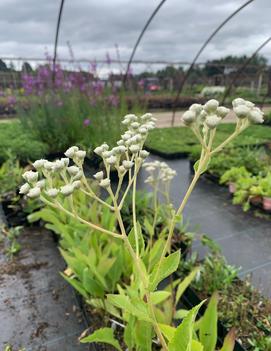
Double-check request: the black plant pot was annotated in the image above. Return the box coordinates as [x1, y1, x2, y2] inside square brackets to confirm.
[180, 286, 246, 351]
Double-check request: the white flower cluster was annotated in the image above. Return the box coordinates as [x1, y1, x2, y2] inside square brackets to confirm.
[232, 98, 264, 124]
[182, 98, 264, 129]
[182, 99, 229, 129]
[20, 147, 85, 199]
[93, 113, 154, 188]
[143, 160, 177, 185]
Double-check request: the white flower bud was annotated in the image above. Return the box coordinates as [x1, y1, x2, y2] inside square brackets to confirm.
[234, 105, 250, 119]
[64, 146, 79, 158]
[99, 178, 111, 188]
[73, 170, 83, 180]
[102, 151, 113, 158]
[182, 110, 196, 125]
[23, 170, 39, 183]
[72, 180, 81, 189]
[245, 101, 255, 108]
[232, 98, 246, 108]
[44, 161, 54, 171]
[27, 187, 41, 199]
[117, 140, 124, 146]
[129, 144, 140, 153]
[93, 171, 104, 181]
[139, 127, 147, 135]
[45, 188, 59, 198]
[131, 122, 140, 129]
[141, 113, 152, 121]
[60, 184, 74, 196]
[75, 150, 86, 159]
[248, 109, 264, 124]
[122, 160, 134, 169]
[36, 179, 46, 189]
[94, 146, 103, 156]
[106, 156, 117, 165]
[101, 143, 109, 151]
[139, 150, 149, 159]
[53, 159, 65, 171]
[204, 99, 219, 113]
[217, 106, 230, 118]
[122, 133, 131, 141]
[61, 158, 69, 167]
[33, 159, 46, 169]
[205, 115, 222, 129]
[189, 104, 202, 114]
[19, 183, 30, 195]
[67, 166, 80, 176]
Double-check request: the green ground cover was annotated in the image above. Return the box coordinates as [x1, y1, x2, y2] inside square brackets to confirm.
[145, 124, 271, 156]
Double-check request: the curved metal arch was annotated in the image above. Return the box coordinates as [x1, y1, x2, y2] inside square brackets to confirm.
[52, 0, 66, 82]
[171, 0, 255, 126]
[123, 0, 167, 83]
[221, 36, 271, 104]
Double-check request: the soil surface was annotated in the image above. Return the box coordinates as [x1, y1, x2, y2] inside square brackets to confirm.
[0, 221, 92, 351]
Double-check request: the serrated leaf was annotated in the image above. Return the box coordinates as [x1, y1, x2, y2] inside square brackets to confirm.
[169, 301, 205, 351]
[199, 292, 218, 351]
[149, 250, 181, 291]
[175, 268, 200, 307]
[220, 329, 236, 351]
[80, 327, 121, 350]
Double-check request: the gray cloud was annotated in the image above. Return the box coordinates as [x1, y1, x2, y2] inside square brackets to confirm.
[0, 0, 271, 70]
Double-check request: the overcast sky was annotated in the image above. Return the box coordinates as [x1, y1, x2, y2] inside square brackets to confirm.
[0, 0, 271, 71]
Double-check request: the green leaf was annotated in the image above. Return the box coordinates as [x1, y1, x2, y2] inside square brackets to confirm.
[128, 222, 145, 255]
[220, 329, 236, 351]
[159, 323, 176, 342]
[148, 238, 166, 271]
[135, 320, 153, 351]
[60, 273, 88, 299]
[144, 217, 154, 237]
[124, 315, 136, 350]
[82, 268, 105, 297]
[199, 292, 218, 351]
[191, 340, 204, 351]
[80, 327, 122, 350]
[174, 309, 189, 320]
[175, 268, 200, 307]
[107, 294, 152, 322]
[169, 301, 205, 351]
[150, 291, 171, 305]
[149, 250, 181, 292]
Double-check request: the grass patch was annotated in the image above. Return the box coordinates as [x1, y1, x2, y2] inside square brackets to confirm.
[0, 121, 48, 163]
[145, 124, 271, 156]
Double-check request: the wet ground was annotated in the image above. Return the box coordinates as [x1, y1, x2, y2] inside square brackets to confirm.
[138, 155, 271, 297]
[0, 207, 90, 351]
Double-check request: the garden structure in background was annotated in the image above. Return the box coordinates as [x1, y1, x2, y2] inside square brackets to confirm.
[13, 98, 269, 350]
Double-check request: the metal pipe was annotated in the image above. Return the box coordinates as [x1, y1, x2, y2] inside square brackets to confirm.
[123, 0, 167, 83]
[171, 0, 255, 126]
[221, 36, 271, 104]
[52, 0, 65, 83]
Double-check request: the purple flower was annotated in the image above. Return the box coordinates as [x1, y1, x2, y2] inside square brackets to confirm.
[83, 118, 91, 127]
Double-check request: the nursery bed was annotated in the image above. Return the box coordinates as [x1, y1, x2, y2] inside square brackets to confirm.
[0, 217, 91, 350]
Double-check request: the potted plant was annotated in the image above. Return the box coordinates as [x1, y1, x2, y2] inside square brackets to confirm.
[220, 166, 251, 194]
[257, 173, 271, 211]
